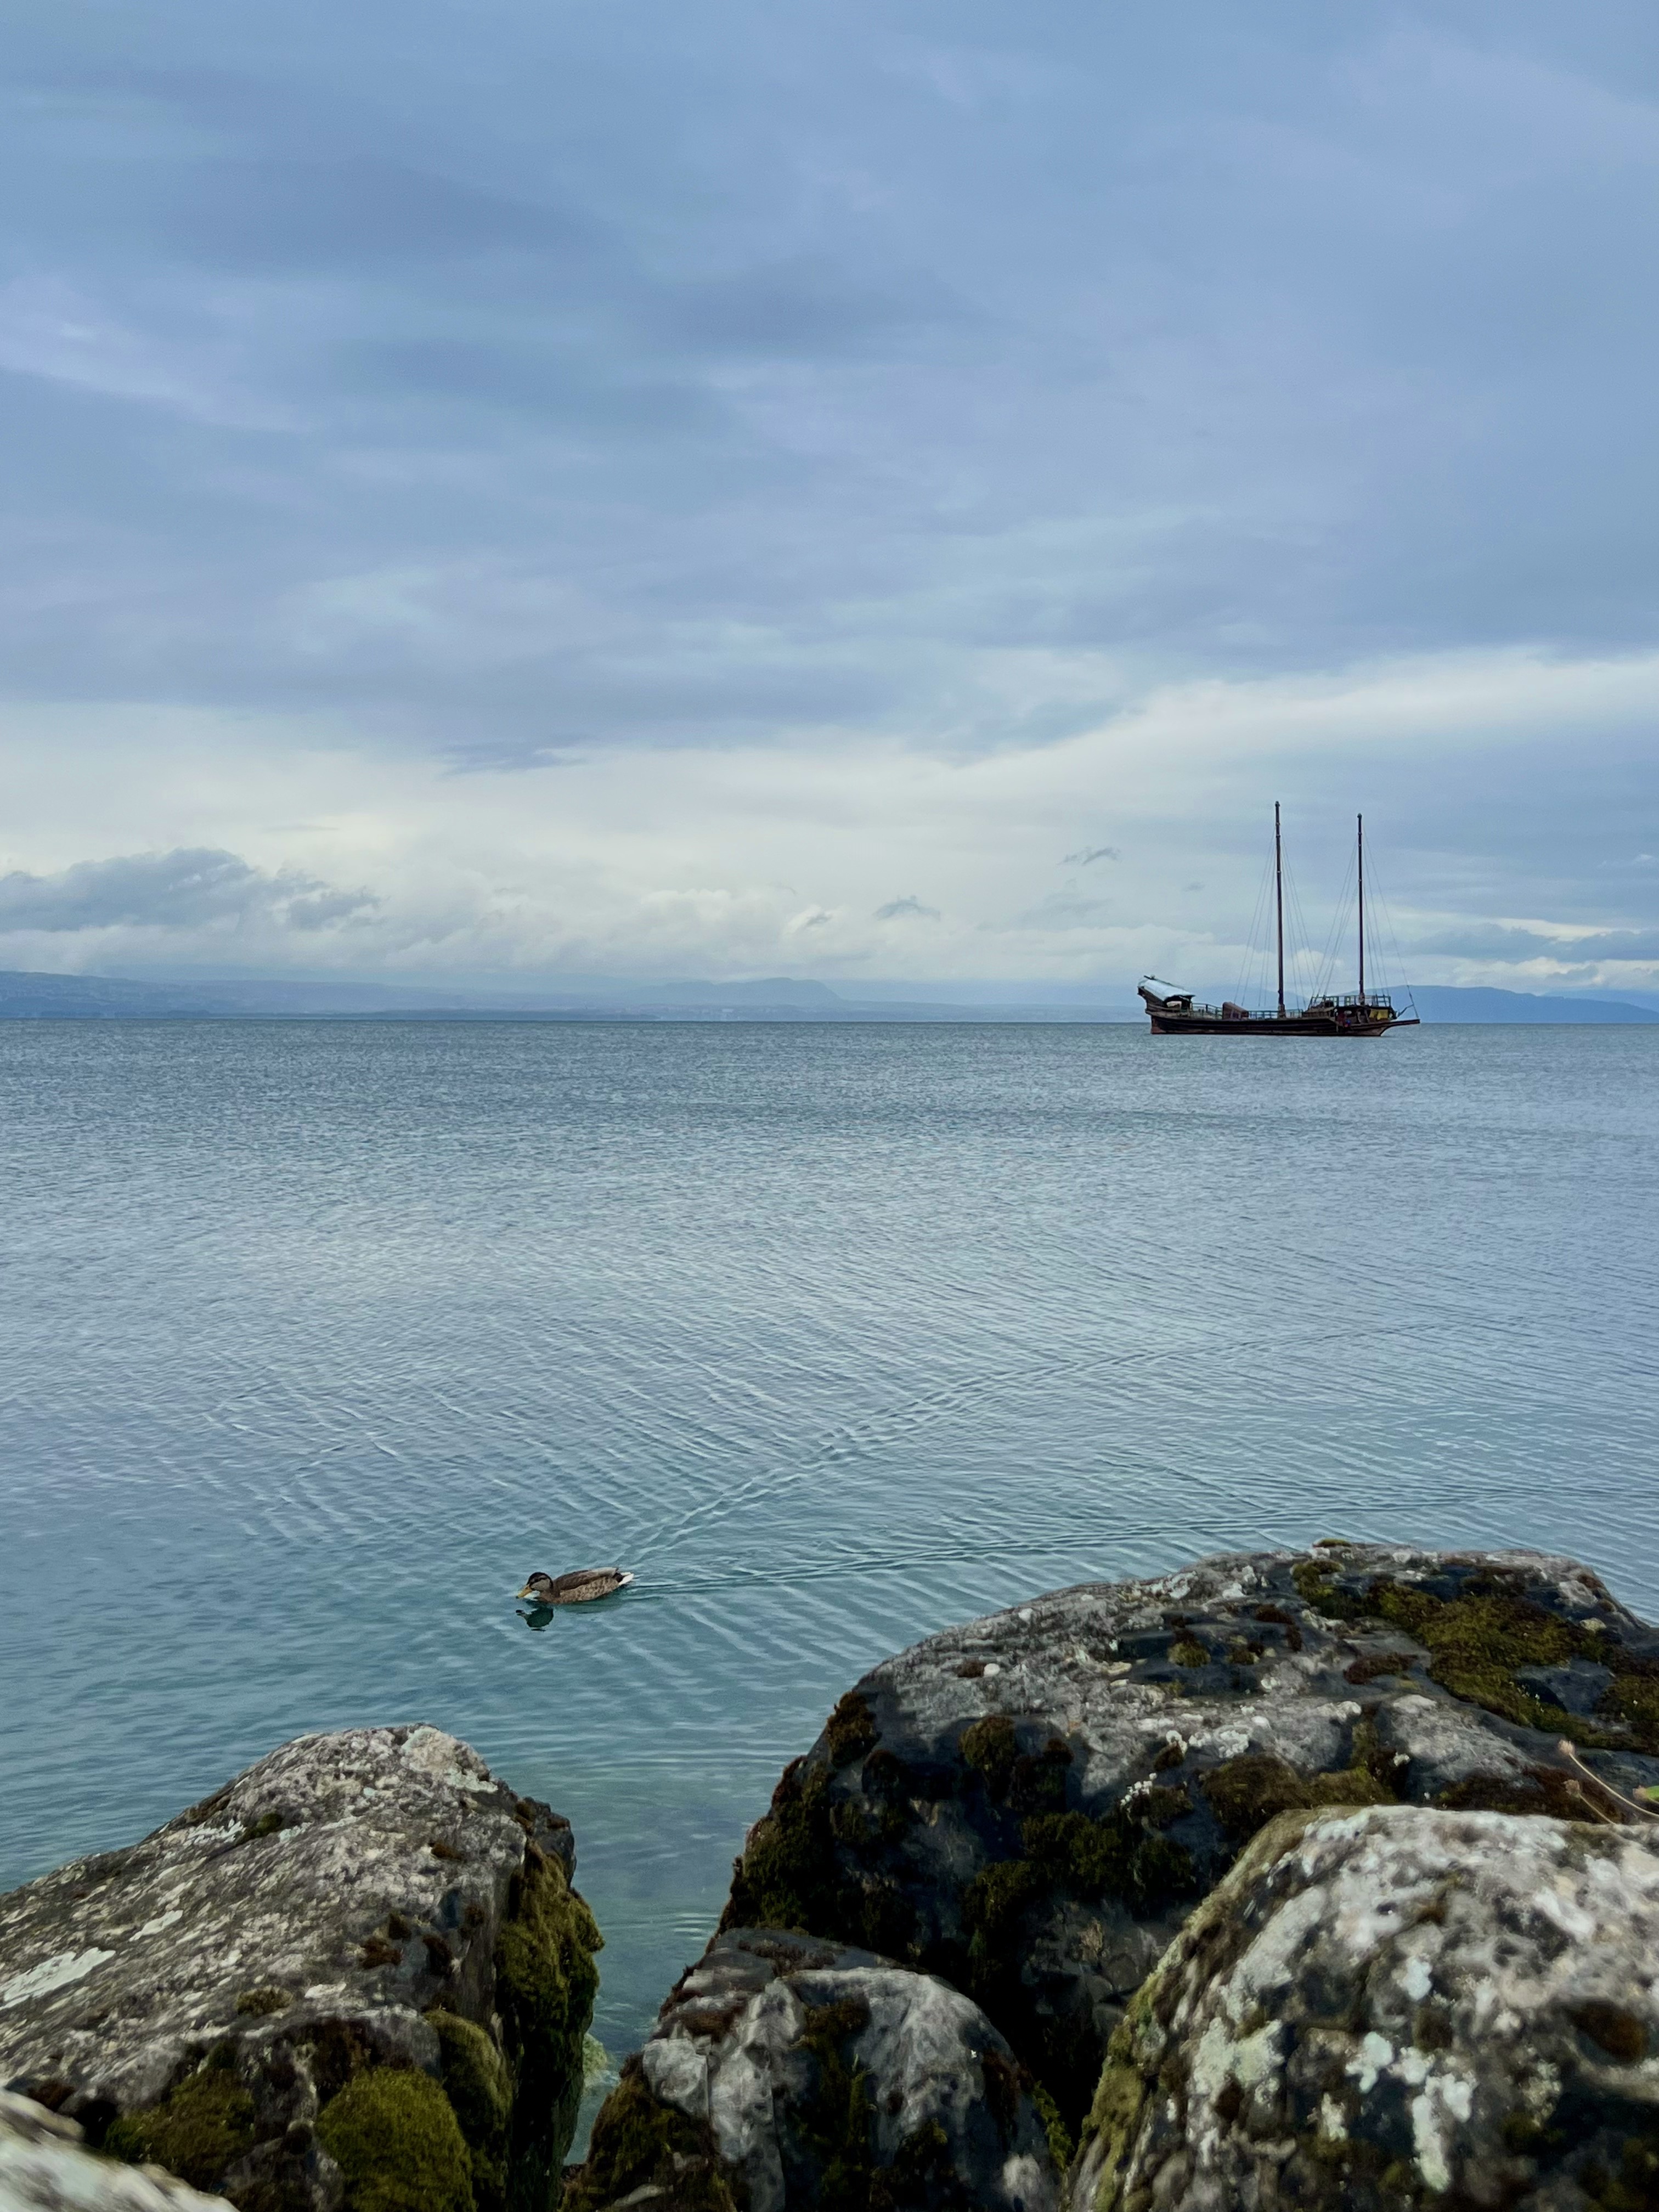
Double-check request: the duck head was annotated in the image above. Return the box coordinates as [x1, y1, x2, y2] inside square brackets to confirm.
[515, 1572, 557, 1602]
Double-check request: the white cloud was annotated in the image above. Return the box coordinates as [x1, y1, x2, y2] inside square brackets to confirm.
[0, 642, 1652, 994]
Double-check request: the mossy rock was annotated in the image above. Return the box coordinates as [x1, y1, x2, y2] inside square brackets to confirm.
[494, 1841, 603, 2210]
[1201, 1750, 1395, 1841]
[570, 1929, 1061, 2212]
[432, 2013, 513, 2212]
[315, 2066, 474, 2212]
[719, 1547, 1659, 2161]
[562, 2057, 738, 2212]
[795, 1996, 876, 2208]
[105, 2056, 257, 2191]
[1071, 1804, 1659, 2210]
[1294, 1556, 1659, 1754]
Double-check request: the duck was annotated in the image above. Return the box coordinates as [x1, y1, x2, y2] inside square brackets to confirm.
[515, 1567, 635, 1607]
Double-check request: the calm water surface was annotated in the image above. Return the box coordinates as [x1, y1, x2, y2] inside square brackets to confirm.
[2, 1020, 1656, 2114]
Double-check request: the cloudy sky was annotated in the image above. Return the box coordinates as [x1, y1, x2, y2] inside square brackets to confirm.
[2, 0, 1656, 994]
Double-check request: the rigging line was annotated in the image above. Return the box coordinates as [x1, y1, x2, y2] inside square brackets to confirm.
[1364, 851, 1416, 1011]
[1282, 853, 1319, 1009]
[1234, 839, 1277, 1007]
[1313, 848, 1357, 1003]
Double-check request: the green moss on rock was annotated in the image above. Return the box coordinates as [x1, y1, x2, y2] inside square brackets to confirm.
[721, 1758, 915, 1957]
[1076, 2033, 1147, 2212]
[1201, 1751, 1395, 1842]
[315, 2067, 473, 2212]
[1290, 1559, 1369, 1620]
[961, 1716, 1019, 1799]
[1370, 1581, 1584, 1730]
[1008, 1738, 1073, 1815]
[798, 1996, 875, 2212]
[563, 2057, 738, 2212]
[432, 2013, 513, 2212]
[1030, 2079, 1074, 2176]
[1020, 1810, 1195, 1915]
[723, 1760, 839, 1934]
[1288, 1554, 1659, 1757]
[826, 1693, 879, 1769]
[105, 2057, 257, 2191]
[234, 1985, 292, 2016]
[494, 1842, 603, 2210]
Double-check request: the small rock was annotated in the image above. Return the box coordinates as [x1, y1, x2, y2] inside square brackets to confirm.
[1073, 1802, 1659, 2211]
[0, 1726, 601, 2212]
[565, 1928, 1063, 2212]
[0, 2089, 228, 2211]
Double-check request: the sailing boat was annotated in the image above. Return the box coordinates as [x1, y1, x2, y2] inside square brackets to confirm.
[1138, 807, 1418, 1037]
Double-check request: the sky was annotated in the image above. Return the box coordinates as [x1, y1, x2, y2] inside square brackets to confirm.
[2, 1, 1657, 996]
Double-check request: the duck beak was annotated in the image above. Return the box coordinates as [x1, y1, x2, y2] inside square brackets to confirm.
[514, 1583, 535, 1600]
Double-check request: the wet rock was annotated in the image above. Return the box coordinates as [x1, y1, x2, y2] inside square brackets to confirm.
[0, 1726, 601, 2212]
[1073, 1801, 1659, 2211]
[565, 1928, 1061, 2212]
[0, 2090, 227, 2212]
[719, 1544, 1659, 2126]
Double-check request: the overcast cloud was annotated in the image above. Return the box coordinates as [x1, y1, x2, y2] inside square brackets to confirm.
[1, 1, 1656, 992]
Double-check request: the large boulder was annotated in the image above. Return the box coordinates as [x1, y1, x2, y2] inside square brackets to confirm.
[565, 1928, 1062, 2212]
[720, 1544, 1659, 2126]
[0, 1726, 601, 2212]
[1073, 1801, 1659, 2211]
[0, 2090, 226, 2212]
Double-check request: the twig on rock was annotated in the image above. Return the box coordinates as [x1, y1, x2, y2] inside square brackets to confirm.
[1559, 1739, 1659, 1822]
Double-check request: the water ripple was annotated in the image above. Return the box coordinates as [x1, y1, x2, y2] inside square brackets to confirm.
[1, 1020, 1656, 2085]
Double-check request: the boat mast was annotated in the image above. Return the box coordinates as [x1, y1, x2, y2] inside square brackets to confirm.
[1357, 812, 1365, 1001]
[1274, 802, 1285, 1018]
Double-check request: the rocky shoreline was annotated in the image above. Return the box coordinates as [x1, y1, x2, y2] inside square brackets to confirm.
[7, 1543, 1659, 2210]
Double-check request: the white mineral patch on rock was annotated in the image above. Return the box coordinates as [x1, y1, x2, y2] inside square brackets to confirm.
[2, 1953, 115, 2009]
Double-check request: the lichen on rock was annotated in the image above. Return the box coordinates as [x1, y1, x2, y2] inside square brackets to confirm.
[0, 1726, 600, 2212]
[566, 1927, 1061, 2212]
[1070, 1801, 1659, 2211]
[719, 1544, 1659, 2132]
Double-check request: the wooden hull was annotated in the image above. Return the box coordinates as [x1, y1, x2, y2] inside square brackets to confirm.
[1146, 1008, 1415, 1036]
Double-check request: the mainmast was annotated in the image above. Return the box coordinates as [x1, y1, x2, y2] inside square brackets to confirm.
[1357, 813, 1365, 1002]
[1274, 802, 1285, 1018]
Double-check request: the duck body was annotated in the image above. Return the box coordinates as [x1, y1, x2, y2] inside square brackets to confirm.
[515, 1567, 634, 1607]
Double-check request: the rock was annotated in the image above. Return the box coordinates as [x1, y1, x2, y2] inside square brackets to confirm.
[719, 1544, 1659, 2126]
[565, 1928, 1062, 2212]
[0, 1726, 601, 2212]
[1073, 1801, 1659, 2211]
[0, 2090, 228, 2212]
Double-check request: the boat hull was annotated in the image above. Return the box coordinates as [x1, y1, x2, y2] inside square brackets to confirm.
[1146, 1009, 1415, 1036]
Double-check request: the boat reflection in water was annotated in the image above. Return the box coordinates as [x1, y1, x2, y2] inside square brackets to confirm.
[1139, 808, 1418, 1039]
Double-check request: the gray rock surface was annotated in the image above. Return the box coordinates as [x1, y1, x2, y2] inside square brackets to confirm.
[565, 1928, 1061, 2212]
[0, 1726, 600, 2212]
[721, 1544, 1659, 2124]
[1072, 1802, 1659, 2211]
[0, 2091, 227, 2212]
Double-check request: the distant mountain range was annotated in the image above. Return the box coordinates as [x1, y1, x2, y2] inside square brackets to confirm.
[0, 969, 1652, 1023]
[1404, 986, 1657, 1023]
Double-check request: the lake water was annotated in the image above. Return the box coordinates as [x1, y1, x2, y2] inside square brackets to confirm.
[3, 1019, 1656, 2124]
